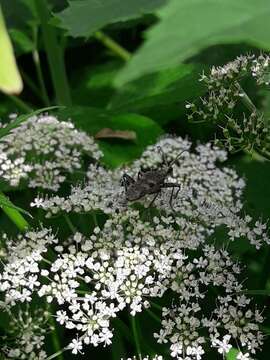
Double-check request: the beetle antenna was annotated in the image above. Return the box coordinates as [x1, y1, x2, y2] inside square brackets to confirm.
[166, 150, 187, 173]
[157, 146, 169, 166]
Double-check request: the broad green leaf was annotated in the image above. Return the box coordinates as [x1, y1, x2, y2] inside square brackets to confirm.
[71, 61, 122, 107]
[55, 0, 167, 37]
[56, 106, 163, 167]
[0, 6, 23, 94]
[109, 63, 204, 124]
[115, 0, 270, 86]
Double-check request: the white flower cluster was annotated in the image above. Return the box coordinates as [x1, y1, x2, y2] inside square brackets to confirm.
[0, 114, 102, 190]
[186, 54, 270, 153]
[1, 305, 51, 359]
[0, 136, 268, 358]
[0, 212, 265, 357]
[32, 163, 125, 215]
[186, 54, 270, 122]
[0, 228, 57, 304]
[32, 136, 269, 249]
[154, 245, 264, 359]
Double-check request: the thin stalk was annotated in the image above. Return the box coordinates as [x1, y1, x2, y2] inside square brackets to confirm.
[149, 300, 163, 311]
[92, 212, 99, 227]
[146, 308, 161, 324]
[130, 316, 142, 360]
[64, 214, 77, 234]
[254, 147, 270, 161]
[45, 347, 68, 360]
[48, 307, 64, 360]
[8, 95, 33, 112]
[94, 31, 131, 62]
[236, 82, 257, 113]
[32, 49, 50, 106]
[21, 68, 46, 104]
[0, 192, 29, 231]
[35, 0, 71, 106]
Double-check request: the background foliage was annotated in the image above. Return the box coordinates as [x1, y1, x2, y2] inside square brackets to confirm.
[0, 0, 270, 359]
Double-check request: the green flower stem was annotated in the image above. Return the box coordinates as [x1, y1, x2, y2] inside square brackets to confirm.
[236, 82, 257, 113]
[130, 316, 142, 360]
[94, 31, 131, 62]
[48, 307, 64, 360]
[20, 68, 46, 104]
[146, 308, 161, 324]
[254, 147, 270, 161]
[45, 347, 68, 360]
[0, 192, 29, 231]
[35, 0, 71, 106]
[8, 94, 33, 112]
[149, 300, 162, 311]
[32, 49, 50, 106]
[64, 214, 77, 234]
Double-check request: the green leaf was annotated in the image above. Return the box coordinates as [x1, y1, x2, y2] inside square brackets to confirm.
[0, 192, 32, 219]
[109, 63, 204, 124]
[226, 348, 239, 360]
[9, 28, 34, 54]
[56, 106, 163, 167]
[71, 61, 122, 107]
[55, 0, 167, 37]
[1, 0, 38, 55]
[114, 0, 270, 86]
[0, 6, 23, 94]
[0, 192, 30, 231]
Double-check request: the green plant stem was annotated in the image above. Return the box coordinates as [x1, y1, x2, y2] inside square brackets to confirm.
[32, 49, 50, 106]
[254, 147, 270, 161]
[8, 95, 33, 112]
[130, 316, 142, 360]
[64, 214, 77, 233]
[21, 68, 46, 104]
[35, 0, 71, 106]
[92, 212, 99, 227]
[0, 192, 29, 231]
[236, 82, 257, 113]
[48, 307, 64, 360]
[45, 347, 68, 360]
[94, 31, 131, 62]
[149, 300, 162, 311]
[146, 308, 161, 324]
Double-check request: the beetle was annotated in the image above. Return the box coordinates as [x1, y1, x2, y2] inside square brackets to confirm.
[121, 148, 186, 209]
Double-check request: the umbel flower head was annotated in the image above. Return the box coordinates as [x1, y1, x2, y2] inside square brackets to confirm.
[0, 135, 268, 358]
[0, 114, 102, 190]
[186, 54, 270, 154]
[0, 303, 51, 359]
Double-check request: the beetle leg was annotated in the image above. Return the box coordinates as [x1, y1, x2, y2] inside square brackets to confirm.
[147, 191, 160, 208]
[162, 183, 182, 211]
[137, 170, 143, 180]
[121, 173, 135, 192]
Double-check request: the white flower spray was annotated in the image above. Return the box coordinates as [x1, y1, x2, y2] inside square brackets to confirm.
[0, 131, 268, 358]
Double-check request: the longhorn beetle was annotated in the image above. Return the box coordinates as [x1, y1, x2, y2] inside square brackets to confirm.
[121, 148, 186, 209]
